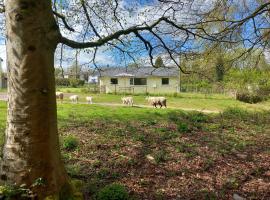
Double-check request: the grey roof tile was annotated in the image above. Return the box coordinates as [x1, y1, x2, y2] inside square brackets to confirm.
[96, 66, 180, 77]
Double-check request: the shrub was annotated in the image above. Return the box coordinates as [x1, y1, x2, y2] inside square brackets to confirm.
[56, 78, 85, 87]
[257, 84, 270, 96]
[223, 107, 249, 120]
[86, 179, 100, 196]
[66, 164, 81, 177]
[80, 88, 89, 93]
[97, 168, 110, 179]
[96, 184, 129, 200]
[55, 78, 70, 86]
[69, 79, 85, 88]
[189, 112, 208, 123]
[0, 184, 33, 199]
[62, 135, 79, 151]
[154, 150, 168, 163]
[177, 122, 189, 133]
[236, 92, 265, 104]
[173, 92, 178, 97]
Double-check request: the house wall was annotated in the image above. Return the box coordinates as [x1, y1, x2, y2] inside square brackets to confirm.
[0, 75, 7, 89]
[99, 76, 180, 94]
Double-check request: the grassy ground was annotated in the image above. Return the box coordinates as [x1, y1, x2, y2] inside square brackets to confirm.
[56, 87, 270, 112]
[0, 101, 269, 199]
[0, 88, 7, 93]
[0, 101, 6, 149]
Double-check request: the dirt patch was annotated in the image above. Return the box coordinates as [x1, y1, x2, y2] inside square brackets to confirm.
[60, 114, 270, 199]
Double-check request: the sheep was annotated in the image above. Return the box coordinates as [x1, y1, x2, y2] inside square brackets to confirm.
[146, 96, 167, 108]
[69, 95, 79, 103]
[86, 96, 93, 104]
[56, 92, 64, 102]
[121, 96, 134, 106]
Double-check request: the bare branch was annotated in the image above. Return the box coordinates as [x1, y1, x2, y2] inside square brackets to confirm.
[134, 31, 155, 66]
[60, 17, 166, 48]
[53, 11, 75, 32]
[81, 1, 101, 38]
[113, 0, 124, 29]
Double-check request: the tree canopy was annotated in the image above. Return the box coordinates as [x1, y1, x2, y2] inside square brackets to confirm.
[0, 0, 269, 71]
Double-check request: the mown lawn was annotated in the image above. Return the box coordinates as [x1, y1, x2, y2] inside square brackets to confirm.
[56, 87, 270, 112]
[0, 101, 7, 148]
[0, 101, 270, 199]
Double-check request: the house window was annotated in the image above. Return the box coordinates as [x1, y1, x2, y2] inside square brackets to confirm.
[130, 78, 134, 85]
[130, 78, 147, 85]
[162, 78, 169, 85]
[111, 78, 118, 84]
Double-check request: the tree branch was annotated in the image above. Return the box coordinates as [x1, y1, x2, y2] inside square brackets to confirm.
[113, 0, 124, 29]
[60, 17, 166, 48]
[81, 1, 101, 38]
[53, 11, 75, 32]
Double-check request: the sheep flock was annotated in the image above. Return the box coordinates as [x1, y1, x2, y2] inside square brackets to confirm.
[55, 92, 167, 108]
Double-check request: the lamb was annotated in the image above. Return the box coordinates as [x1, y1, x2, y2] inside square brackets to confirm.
[121, 96, 134, 106]
[69, 95, 79, 103]
[86, 96, 93, 104]
[146, 96, 167, 108]
[56, 92, 64, 102]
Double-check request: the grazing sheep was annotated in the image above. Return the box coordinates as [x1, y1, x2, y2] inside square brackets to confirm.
[86, 96, 93, 104]
[146, 96, 167, 108]
[121, 96, 134, 106]
[56, 92, 64, 102]
[69, 95, 79, 103]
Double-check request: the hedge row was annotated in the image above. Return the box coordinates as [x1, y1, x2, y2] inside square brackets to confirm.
[236, 85, 270, 104]
[55, 78, 85, 87]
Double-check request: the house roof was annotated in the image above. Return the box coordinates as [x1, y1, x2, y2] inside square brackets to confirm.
[96, 66, 180, 78]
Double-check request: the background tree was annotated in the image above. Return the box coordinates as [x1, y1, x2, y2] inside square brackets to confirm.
[155, 56, 165, 68]
[54, 67, 64, 78]
[0, 57, 3, 75]
[68, 62, 82, 79]
[215, 56, 225, 82]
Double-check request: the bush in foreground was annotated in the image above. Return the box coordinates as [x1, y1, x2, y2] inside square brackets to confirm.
[96, 183, 129, 200]
[236, 92, 266, 104]
[62, 135, 79, 151]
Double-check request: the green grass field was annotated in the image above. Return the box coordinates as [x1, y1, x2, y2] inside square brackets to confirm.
[56, 87, 270, 112]
[0, 88, 7, 93]
[0, 102, 6, 148]
[0, 96, 270, 199]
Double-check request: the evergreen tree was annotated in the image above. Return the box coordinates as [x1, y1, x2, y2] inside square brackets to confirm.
[216, 56, 225, 82]
[155, 56, 165, 68]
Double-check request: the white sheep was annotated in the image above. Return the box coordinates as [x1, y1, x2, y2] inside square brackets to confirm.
[86, 96, 93, 104]
[146, 96, 167, 108]
[121, 96, 134, 106]
[69, 95, 79, 103]
[56, 92, 64, 102]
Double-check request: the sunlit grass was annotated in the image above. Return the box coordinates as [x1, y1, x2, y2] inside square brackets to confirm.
[55, 87, 270, 112]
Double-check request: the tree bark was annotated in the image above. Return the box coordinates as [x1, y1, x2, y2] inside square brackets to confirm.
[0, 0, 69, 198]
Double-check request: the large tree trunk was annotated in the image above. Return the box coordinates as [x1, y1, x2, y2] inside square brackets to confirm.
[0, 0, 69, 198]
